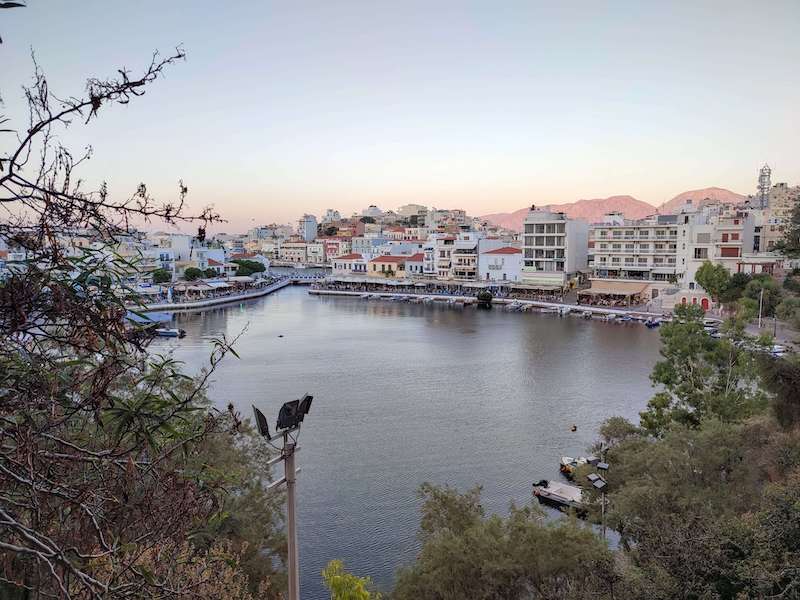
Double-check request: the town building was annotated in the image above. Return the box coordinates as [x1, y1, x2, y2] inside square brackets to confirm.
[478, 246, 522, 282]
[521, 207, 588, 288]
[298, 214, 317, 242]
[405, 252, 425, 276]
[367, 255, 407, 278]
[331, 253, 367, 276]
[589, 213, 678, 282]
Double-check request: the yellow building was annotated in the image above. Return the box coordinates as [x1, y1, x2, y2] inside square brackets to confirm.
[367, 255, 407, 278]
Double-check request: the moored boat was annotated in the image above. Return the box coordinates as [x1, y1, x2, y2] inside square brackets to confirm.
[532, 479, 584, 513]
[155, 327, 186, 338]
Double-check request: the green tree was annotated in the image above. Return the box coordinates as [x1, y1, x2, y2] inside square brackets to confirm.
[359, 216, 376, 224]
[392, 484, 617, 600]
[720, 272, 751, 303]
[204, 267, 218, 278]
[744, 276, 782, 317]
[232, 259, 266, 277]
[185, 266, 204, 280]
[639, 304, 767, 436]
[152, 267, 172, 283]
[322, 560, 381, 600]
[774, 196, 800, 258]
[694, 261, 730, 305]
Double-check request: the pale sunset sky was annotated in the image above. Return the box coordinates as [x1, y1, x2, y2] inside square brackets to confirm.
[3, 1, 799, 232]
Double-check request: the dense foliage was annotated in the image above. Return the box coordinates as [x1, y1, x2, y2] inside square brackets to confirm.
[233, 259, 266, 277]
[0, 52, 284, 598]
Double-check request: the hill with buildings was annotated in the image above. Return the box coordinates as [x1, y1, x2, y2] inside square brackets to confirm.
[481, 188, 747, 231]
[659, 187, 746, 213]
[480, 195, 656, 231]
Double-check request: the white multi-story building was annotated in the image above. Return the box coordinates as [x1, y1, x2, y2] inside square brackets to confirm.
[589, 213, 678, 283]
[521, 207, 588, 288]
[321, 209, 342, 223]
[298, 215, 317, 242]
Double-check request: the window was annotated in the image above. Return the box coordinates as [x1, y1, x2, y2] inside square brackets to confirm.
[611, 257, 620, 264]
[694, 248, 708, 259]
[640, 243, 649, 250]
[612, 243, 621, 250]
[731, 233, 739, 240]
[696, 232, 710, 244]
[721, 233, 729, 242]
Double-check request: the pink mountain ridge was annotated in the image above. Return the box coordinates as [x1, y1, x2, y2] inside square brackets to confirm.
[480, 187, 746, 232]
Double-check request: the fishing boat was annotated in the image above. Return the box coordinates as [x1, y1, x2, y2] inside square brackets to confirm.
[154, 327, 186, 338]
[532, 479, 584, 513]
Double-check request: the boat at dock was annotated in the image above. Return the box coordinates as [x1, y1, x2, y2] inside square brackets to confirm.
[532, 479, 584, 513]
[154, 327, 186, 338]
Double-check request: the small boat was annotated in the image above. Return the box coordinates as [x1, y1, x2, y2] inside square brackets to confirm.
[558, 307, 571, 317]
[155, 327, 186, 338]
[616, 314, 633, 323]
[559, 456, 590, 479]
[581, 310, 593, 319]
[532, 479, 584, 513]
[644, 318, 661, 329]
[360, 293, 371, 299]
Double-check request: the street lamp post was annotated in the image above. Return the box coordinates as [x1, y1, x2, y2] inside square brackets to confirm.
[587, 456, 610, 540]
[253, 394, 313, 600]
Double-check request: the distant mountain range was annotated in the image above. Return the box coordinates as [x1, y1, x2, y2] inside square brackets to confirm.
[480, 187, 746, 231]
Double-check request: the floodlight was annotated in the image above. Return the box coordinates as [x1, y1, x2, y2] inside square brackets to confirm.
[277, 399, 300, 430]
[252, 405, 271, 440]
[592, 478, 607, 491]
[297, 394, 313, 420]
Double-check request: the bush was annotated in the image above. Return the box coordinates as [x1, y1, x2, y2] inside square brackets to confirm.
[204, 268, 218, 278]
[232, 259, 266, 277]
[184, 266, 204, 281]
[776, 297, 800, 329]
[152, 268, 172, 284]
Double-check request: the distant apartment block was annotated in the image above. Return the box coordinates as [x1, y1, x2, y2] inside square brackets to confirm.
[521, 207, 588, 288]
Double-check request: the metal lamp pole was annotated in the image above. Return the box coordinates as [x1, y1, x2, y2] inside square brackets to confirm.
[254, 395, 313, 600]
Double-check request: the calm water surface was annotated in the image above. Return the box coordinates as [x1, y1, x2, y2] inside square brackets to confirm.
[152, 286, 661, 599]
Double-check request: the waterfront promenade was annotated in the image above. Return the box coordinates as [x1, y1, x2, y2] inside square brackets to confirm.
[308, 287, 665, 319]
[140, 278, 293, 312]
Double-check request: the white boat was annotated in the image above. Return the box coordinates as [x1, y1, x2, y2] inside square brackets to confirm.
[532, 479, 584, 512]
[155, 327, 186, 338]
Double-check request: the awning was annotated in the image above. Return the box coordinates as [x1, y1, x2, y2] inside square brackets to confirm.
[510, 283, 563, 291]
[578, 281, 648, 296]
[205, 280, 231, 289]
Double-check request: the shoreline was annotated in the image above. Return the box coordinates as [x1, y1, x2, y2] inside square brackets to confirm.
[138, 278, 293, 312]
[308, 288, 664, 319]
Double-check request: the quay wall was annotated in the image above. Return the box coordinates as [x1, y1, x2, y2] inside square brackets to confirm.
[308, 288, 663, 319]
[140, 278, 292, 312]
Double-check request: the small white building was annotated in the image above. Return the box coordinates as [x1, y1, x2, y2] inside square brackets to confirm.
[405, 252, 425, 277]
[478, 246, 522, 282]
[331, 253, 367, 276]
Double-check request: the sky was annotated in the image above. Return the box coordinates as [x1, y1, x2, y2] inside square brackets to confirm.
[2, 1, 800, 233]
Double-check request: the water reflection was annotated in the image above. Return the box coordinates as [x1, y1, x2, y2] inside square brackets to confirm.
[152, 286, 661, 599]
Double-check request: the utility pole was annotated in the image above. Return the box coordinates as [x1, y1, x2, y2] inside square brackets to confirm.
[254, 395, 313, 600]
[758, 287, 764, 328]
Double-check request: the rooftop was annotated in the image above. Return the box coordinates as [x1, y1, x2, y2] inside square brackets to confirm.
[483, 246, 522, 255]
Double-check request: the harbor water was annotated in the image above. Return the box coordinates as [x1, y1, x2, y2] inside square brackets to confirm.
[151, 285, 661, 599]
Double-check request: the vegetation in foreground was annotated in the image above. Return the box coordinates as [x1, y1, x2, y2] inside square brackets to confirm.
[1, 53, 285, 598]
